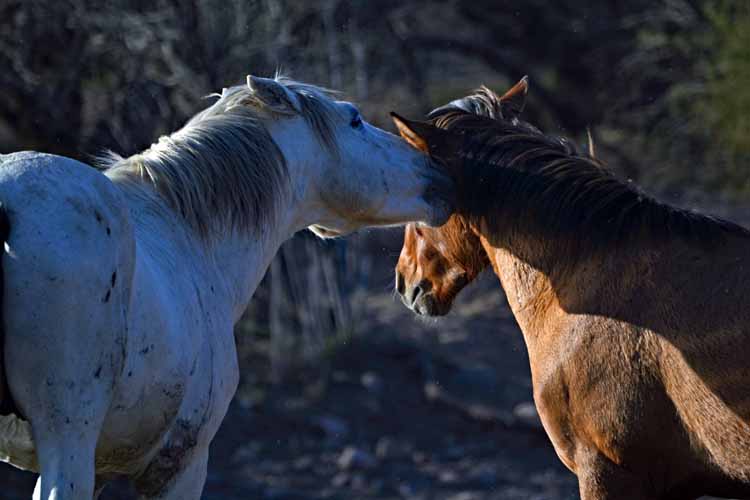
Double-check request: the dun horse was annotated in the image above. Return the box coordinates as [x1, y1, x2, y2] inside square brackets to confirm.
[0, 74, 452, 499]
[393, 80, 750, 499]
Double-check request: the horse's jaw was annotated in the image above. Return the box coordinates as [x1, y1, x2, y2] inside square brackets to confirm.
[307, 224, 345, 238]
[269, 112, 455, 235]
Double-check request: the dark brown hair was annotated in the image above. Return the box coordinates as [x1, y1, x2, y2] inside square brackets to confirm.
[429, 109, 750, 255]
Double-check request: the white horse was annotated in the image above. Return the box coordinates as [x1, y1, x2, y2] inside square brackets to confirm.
[0, 74, 452, 499]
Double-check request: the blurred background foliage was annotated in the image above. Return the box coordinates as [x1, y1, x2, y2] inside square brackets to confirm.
[1, 0, 749, 380]
[2, 2, 750, 497]
[2, 0, 749, 198]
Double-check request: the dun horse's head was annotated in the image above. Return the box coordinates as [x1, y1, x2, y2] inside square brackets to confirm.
[392, 78, 529, 316]
[395, 217, 489, 316]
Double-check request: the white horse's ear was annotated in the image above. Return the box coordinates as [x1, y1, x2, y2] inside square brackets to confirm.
[246, 75, 302, 114]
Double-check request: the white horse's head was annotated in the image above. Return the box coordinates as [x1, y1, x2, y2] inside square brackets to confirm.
[245, 75, 453, 237]
[105, 74, 453, 239]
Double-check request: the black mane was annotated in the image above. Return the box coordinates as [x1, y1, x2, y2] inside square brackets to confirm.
[430, 109, 750, 252]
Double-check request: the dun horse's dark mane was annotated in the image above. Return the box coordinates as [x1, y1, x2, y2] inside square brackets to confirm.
[429, 86, 508, 120]
[431, 110, 750, 251]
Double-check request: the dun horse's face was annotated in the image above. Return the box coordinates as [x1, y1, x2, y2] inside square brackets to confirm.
[395, 218, 488, 316]
[392, 77, 530, 317]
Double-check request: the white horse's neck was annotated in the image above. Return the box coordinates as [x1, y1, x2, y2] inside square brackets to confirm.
[213, 117, 334, 319]
[265, 117, 334, 231]
[206, 219, 294, 322]
[108, 115, 331, 323]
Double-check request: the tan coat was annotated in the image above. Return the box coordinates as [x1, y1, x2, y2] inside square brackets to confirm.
[392, 92, 750, 498]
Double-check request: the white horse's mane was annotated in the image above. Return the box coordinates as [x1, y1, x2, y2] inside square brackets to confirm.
[102, 76, 340, 236]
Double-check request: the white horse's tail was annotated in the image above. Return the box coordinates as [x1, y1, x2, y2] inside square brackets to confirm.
[0, 203, 14, 416]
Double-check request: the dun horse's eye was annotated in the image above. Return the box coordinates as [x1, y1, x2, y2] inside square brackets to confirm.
[350, 114, 363, 129]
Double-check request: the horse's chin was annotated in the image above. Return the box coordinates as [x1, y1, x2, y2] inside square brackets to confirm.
[308, 224, 346, 239]
[411, 294, 452, 317]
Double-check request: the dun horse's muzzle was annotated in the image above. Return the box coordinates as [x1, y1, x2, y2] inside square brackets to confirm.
[395, 271, 446, 316]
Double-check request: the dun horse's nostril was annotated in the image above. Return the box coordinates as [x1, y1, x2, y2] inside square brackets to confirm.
[407, 279, 432, 306]
[407, 284, 423, 305]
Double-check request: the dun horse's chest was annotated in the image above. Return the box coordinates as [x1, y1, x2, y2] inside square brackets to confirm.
[528, 318, 667, 473]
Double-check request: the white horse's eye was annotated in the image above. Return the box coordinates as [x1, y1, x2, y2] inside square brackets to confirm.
[350, 114, 363, 129]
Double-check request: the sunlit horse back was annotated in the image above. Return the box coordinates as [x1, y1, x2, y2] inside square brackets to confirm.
[0, 74, 452, 499]
[393, 81, 750, 500]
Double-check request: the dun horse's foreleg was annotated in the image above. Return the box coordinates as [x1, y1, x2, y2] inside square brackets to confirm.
[577, 452, 658, 500]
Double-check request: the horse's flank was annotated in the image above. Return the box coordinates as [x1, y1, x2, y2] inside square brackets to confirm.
[101, 77, 339, 237]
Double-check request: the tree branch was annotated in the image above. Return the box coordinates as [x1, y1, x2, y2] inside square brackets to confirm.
[398, 34, 589, 131]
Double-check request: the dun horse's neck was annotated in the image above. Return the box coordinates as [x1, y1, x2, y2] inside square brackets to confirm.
[476, 214, 749, 348]
[475, 221, 652, 346]
[478, 232, 568, 345]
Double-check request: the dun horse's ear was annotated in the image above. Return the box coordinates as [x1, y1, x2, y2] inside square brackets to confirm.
[586, 127, 597, 160]
[390, 112, 436, 153]
[246, 75, 302, 114]
[499, 75, 529, 118]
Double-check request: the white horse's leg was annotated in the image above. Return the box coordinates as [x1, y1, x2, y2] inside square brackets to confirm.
[32, 476, 107, 500]
[4, 270, 124, 499]
[6, 308, 119, 500]
[9, 327, 116, 500]
[26, 406, 99, 499]
[136, 448, 209, 500]
[93, 477, 109, 499]
[32, 477, 40, 499]
[32, 474, 103, 500]
[29, 432, 96, 499]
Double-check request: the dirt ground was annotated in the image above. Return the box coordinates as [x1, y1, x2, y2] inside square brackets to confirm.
[0, 268, 581, 500]
[1, 201, 748, 499]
